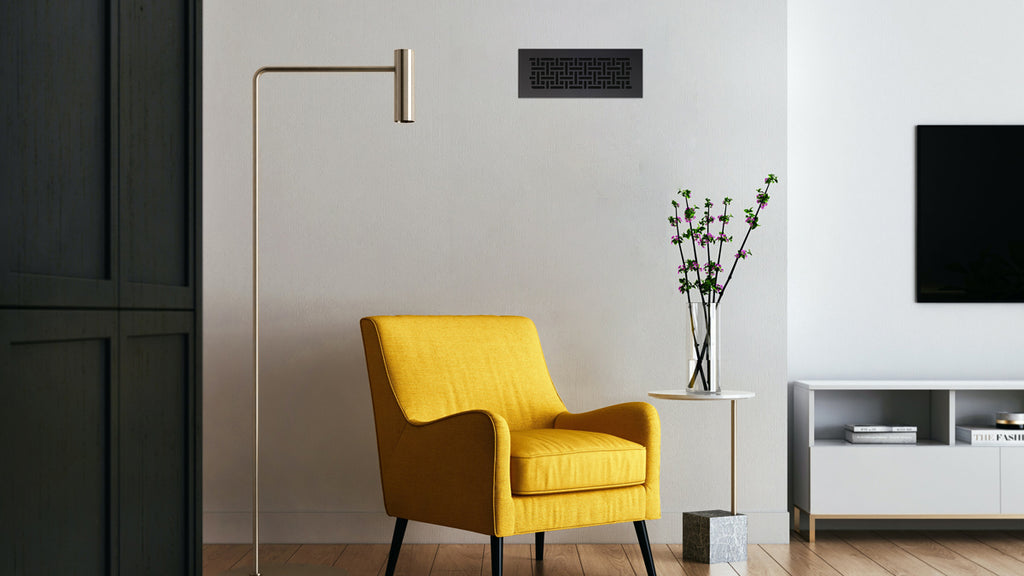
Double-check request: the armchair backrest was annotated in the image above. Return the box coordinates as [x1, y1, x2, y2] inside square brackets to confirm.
[360, 315, 567, 436]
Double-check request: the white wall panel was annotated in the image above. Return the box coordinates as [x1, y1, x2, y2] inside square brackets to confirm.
[204, 0, 787, 543]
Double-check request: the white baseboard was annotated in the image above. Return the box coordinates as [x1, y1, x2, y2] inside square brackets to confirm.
[203, 510, 791, 544]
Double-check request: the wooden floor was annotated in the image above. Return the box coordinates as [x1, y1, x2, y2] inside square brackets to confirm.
[204, 531, 1024, 576]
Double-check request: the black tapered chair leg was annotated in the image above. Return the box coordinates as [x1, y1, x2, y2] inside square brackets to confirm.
[490, 535, 504, 576]
[535, 532, 545, 561]
[385, 518, 409, 576]
[633, 521, 657, 576]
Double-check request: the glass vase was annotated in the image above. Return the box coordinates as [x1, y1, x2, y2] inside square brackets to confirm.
[687, 301, 719, 394]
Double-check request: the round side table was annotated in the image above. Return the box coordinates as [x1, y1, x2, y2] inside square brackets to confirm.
[648, 389, 755, 515]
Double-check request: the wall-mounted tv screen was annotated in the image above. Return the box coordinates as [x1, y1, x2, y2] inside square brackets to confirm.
[917, 125, 1024, 302]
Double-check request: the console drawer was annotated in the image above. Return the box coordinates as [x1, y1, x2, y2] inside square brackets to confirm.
[809, 445, 1000, 515]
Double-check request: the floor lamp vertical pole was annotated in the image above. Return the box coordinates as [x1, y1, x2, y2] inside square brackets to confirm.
[242, 50, 414, 576]
[252, 64, 262, 576]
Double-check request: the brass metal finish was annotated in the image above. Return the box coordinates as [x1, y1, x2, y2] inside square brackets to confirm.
[648, 389, 753, 519]
[249, 50, 415, 576]
[395, 49, 415, 123]
[792, 505, 1024, 543]
[731, 400, 738, 515]
[996, 411, 1024, 428]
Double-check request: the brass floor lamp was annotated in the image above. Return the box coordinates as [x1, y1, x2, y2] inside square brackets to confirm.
[230, 49, 415, 576]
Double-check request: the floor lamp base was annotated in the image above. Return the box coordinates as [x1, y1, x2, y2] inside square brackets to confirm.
[222, 564, 349, 576]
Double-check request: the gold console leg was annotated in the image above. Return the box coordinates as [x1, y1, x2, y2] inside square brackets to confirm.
[793, 506, 816, 542]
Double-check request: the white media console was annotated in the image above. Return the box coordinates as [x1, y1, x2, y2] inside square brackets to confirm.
[792, 380, 1024, 541]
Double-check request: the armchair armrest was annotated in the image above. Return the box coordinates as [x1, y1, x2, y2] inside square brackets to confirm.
[554, 402, 661, 519]
[381, 409, 515, 536]
[554, 401, 660, 448]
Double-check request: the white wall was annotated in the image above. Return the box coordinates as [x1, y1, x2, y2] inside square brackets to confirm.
[789, 0, 1024, 381]
[204, 0, 787, 544]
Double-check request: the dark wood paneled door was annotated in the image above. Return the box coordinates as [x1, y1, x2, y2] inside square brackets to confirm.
[0, 311, 119, 576]
[1, 1, 117, 308]
[0, 1, 200, 575]
[118, 0, 197, 311]
[119, 311, 198, 576]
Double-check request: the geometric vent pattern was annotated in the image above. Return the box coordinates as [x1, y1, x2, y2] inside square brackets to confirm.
[528, 57, 633, 90]
[518, 49, 642, 98]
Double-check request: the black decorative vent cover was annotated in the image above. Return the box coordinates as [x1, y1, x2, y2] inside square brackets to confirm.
[518, 49, 642, 98]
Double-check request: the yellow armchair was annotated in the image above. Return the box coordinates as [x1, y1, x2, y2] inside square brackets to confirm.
[360, 315, 660, 576]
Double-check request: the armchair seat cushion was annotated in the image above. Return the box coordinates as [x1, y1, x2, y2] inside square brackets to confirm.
[509, 429, 646, 495]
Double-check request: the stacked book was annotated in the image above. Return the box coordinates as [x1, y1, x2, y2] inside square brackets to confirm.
[844, 425, 918, 444]
[956, 426, 1024, 446]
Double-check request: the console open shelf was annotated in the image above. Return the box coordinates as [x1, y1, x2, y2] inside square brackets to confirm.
[792, 380, 1024, 541]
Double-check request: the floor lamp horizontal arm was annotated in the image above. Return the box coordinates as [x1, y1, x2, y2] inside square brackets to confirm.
[245, 49, 414, 576]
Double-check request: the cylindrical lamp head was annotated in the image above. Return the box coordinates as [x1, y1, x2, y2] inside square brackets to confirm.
[395, 49, 414, 123]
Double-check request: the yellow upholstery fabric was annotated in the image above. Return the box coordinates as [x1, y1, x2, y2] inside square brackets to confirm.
[510, 429, 646, 495]
[360, 315, 660, 537]
[555, 401, 661, 520]
[512, 485, 647, 535]
[369, 315, 566, 431]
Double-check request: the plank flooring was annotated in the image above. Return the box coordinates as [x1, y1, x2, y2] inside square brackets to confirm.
[204, 531, 1024, 576]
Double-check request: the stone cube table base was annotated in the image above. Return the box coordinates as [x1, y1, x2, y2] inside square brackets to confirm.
[682, 510, 747, 563]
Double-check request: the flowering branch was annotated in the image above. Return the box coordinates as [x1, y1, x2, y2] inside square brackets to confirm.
[678, 191, 711, 318]
[716, 174, 776, 303]
[670, 199, 708, 385]
[713, 198, 733, 303]
[667, 173, 777, 390]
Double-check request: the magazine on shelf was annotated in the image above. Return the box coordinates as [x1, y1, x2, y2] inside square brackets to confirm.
[844, 425, 918, 433]
[844, 430, 917, 444]
[956, 426, 1024, 446]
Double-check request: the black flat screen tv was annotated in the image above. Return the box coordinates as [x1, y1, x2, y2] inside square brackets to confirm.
[916, 125, 1024, 302]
